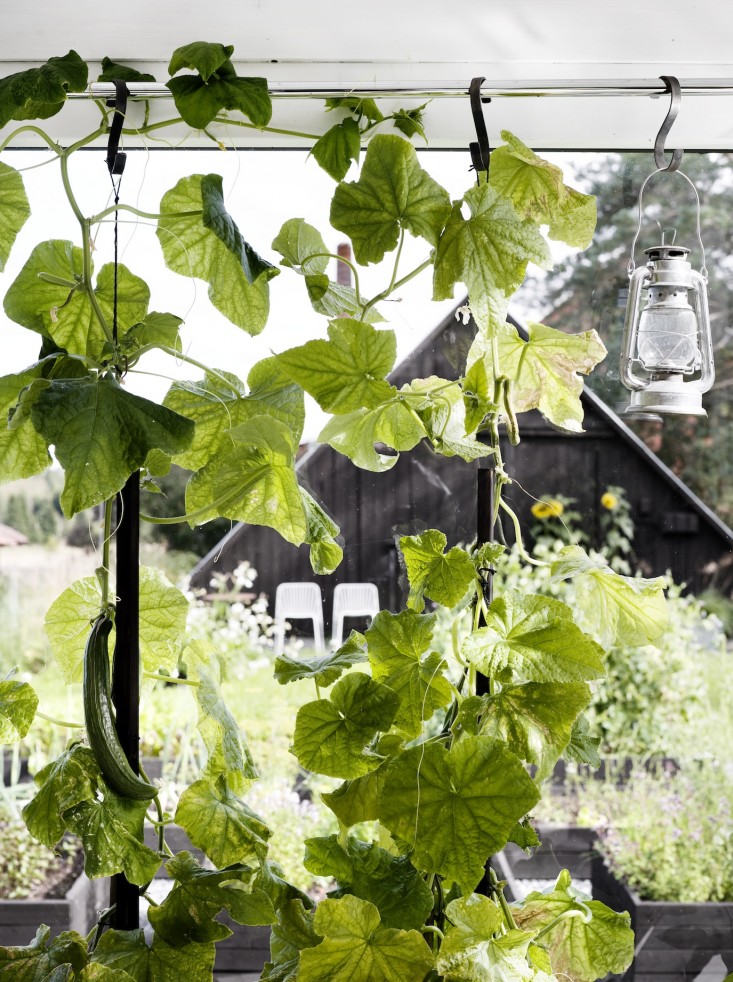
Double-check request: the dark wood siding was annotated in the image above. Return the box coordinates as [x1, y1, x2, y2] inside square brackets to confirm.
[192, 308, 733, 622]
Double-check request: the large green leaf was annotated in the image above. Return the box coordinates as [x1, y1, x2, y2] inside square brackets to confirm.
[168, 64, 271, 130]
[261, 900, 321, 982]
[3, 241, 149, 359]
[551, 545, 669, 648]
[514, 871, 634, 982]
[404, 376, 493, 462]
[22, 744, 99, 847]
[157, 174, 277, 334]
[292, 672, 399, 778]
[0, 672, 38, 743]
[0, 364, 52, 485]
[0, 161, 30, 271]
[437, 894, 542, 981]
[44, 567, 188, 683]
[175, 777, 270, 869]
[319, 399, 427, 472]
[90, 928, 215, 982]
[0, 51, 88, 127]
[195, 665, 258, 794]
[22, 742, 160, 886]
[321, 762, 388, 827]
[366, 609, 452, 737]
[65, 790, 161, 886]
[148, 851, 275, 946]
[298, 896, 434, 982]
[168, 42, 234, 81]
[399, 529, 476, 610]
[380, 736, 539, 890]
[304, 835, 433, 931]
[97, 57, 156, 83]
[163, 360, 303, 472]
[135, 566, 190, 671]
[17, 375, 193, 517]
[433, 185, 552, 317]
[275, 630, 366, 687]
[330, 134, 451, 264]
[565, 713, 601, 769]
[462, 592, 605, 683]
[185, 415, 307, 543]
[0, 926, 88, 980]
[492, 322, 607, 433]
[440, 918, 540, 981]
[311, 118, 361, 181]
[278, 319, 396, 413]
[272, 218, 383, 322]
[481, 682, 591, 781]
[301, 488, 343, 574]
[490, 131, 596, 248]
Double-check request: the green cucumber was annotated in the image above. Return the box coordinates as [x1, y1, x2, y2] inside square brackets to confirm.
[83, 613, 157, 801]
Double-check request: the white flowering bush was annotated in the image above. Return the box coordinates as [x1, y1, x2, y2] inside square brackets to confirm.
[183, 561, 282, 670]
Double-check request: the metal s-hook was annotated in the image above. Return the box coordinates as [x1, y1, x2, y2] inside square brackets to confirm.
[468, 76, 491, 179]
[654, 75, 683, 172]
[106, 79, 129, 176]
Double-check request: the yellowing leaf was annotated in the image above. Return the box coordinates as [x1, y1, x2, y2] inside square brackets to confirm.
[490, 131, 596, 249]
[551, 545, 669, 648]
[468, 321, 607, 433]
[298, 896, 434, 982]
[0, 161, 30, 271]
[433, 186, 552, 322]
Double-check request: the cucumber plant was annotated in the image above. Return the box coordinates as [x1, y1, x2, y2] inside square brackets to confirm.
[0, 41, 669, 981]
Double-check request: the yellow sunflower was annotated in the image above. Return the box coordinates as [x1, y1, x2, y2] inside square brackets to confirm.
[601, 492, 619, 510]
[531, 499, 564, 519]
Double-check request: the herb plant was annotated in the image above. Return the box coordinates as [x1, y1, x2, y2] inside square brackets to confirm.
[0, 42, 671, 981]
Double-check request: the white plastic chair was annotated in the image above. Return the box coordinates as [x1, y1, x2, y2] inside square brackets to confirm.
[331, 583, 380, 648]
[273, 582, 325, 654]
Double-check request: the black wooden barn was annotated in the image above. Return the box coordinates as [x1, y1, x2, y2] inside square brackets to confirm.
[190, 307, 733, 627]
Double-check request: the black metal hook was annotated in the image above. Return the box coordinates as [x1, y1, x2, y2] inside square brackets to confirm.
[654, 75, 683, 172]
[106, 79, 129, 176]
[469, 76, 491, 179]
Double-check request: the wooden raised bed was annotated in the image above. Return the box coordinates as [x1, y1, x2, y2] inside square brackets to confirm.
[143, 823, 271, 975]
[502, 824, 596, 881]
[0, 873, 109, 948]
[592, 854, 733, 981]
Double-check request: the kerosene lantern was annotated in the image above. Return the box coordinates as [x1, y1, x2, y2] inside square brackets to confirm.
[620, 237, 714, 417]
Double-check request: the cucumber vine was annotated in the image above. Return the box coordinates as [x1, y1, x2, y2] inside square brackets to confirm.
[0, 40, 671, 981]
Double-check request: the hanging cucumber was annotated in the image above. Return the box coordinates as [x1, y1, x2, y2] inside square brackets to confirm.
[83, 612, 157, 801]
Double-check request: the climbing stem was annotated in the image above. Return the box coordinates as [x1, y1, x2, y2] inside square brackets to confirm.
[489, 867, 518, 931]
[90, 202, 202, 225]
[35, 711, 84, 729]
[498, 498, 549, 567]
[360, 254, 432, 318]
[144, 672, 199, 687]
[98, 499, 114, 608]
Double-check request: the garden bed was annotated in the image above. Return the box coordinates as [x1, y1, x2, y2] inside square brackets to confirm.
[502, 823, 596, 881]
[592, 854, 733, 981]
[0, 869, 109, 948]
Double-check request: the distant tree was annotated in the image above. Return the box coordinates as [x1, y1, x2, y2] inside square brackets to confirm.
[142, 465, 232, 556]
[4, 493, 40, 542]
[535, 151, 733, 522]
[33, 498, 58, 541]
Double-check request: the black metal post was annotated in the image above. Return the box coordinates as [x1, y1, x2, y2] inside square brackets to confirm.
[476, 463, 495, 690]
[110, 472, 141, 929]
[476, 462, 495, 897]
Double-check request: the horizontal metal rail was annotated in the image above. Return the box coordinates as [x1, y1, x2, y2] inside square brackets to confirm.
[69, 79, 733, 101]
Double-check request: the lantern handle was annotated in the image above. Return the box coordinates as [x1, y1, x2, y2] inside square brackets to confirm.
[654, 75, 683, 172]
[627, 167, 707, 282]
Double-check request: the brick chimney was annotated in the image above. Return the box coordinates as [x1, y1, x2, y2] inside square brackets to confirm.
[336, 242, 352, 287]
